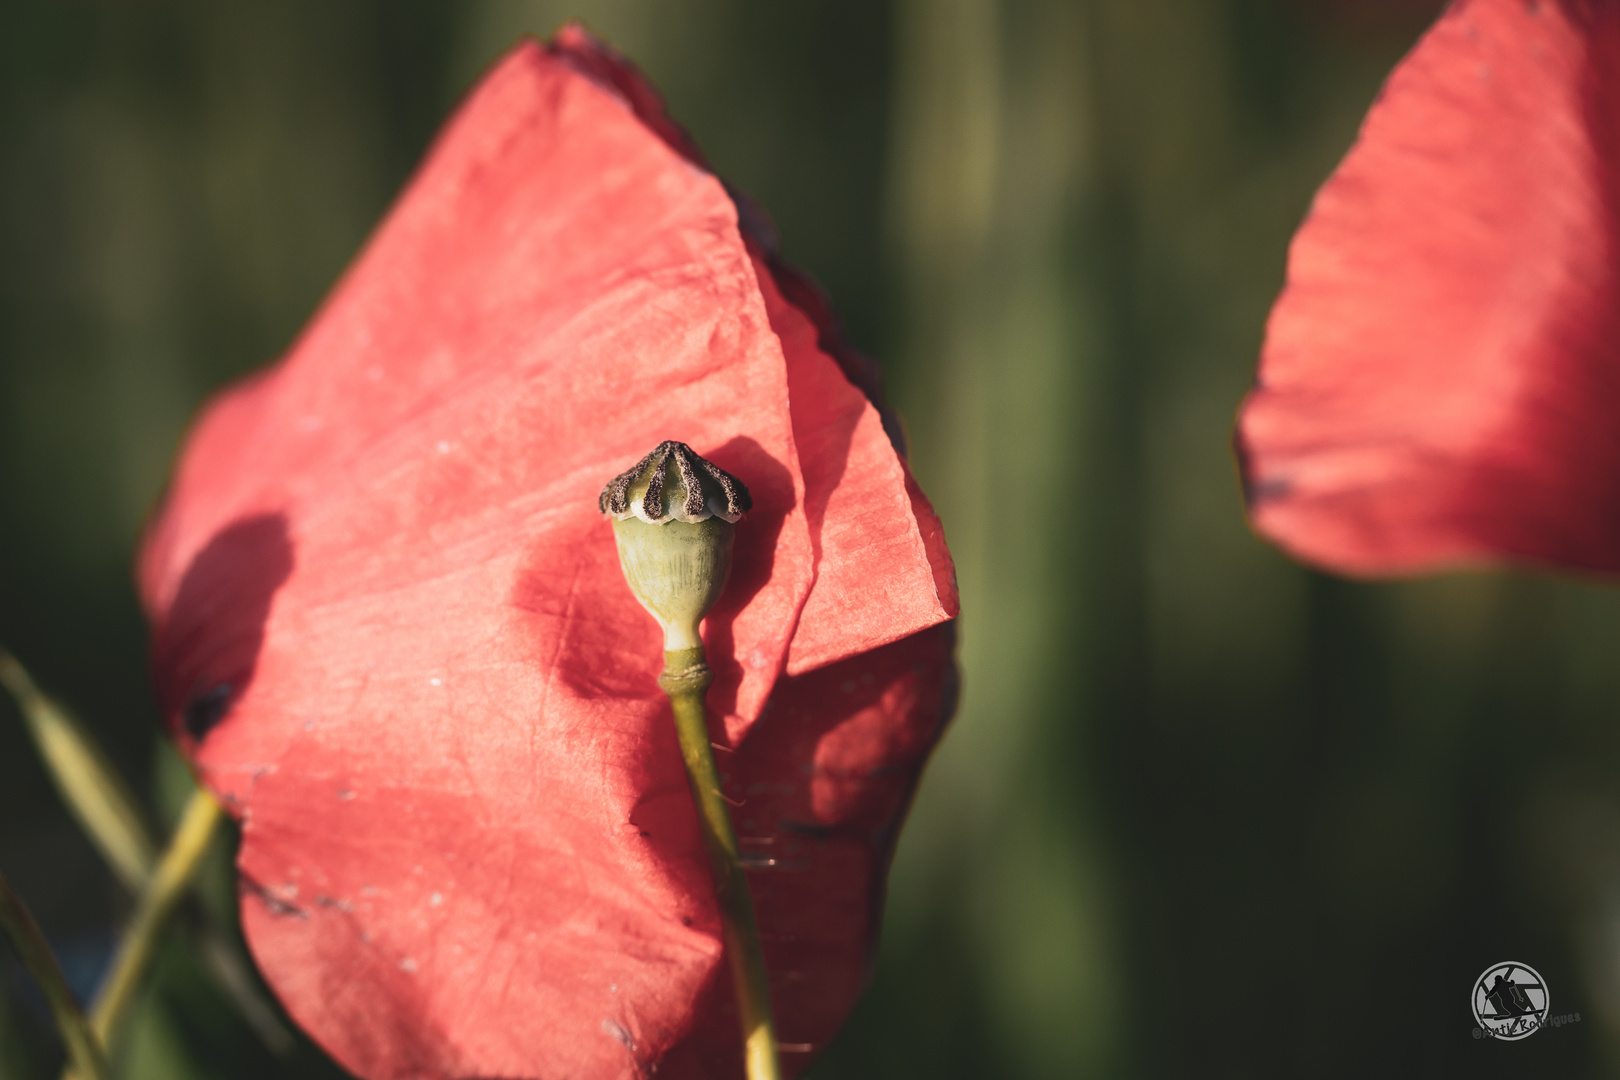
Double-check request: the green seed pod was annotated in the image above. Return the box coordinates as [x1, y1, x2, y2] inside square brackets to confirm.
[601, 442, 751, 650]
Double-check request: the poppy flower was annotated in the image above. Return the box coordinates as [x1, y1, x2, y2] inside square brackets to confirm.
[1236, 0, 1620, 578]
[137, 25, 958, 1080]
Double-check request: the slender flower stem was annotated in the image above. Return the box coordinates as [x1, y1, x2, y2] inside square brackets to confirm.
[659, 645, 780, 1080]
[71, 787, 224, 1073]
[0, 870, 111, 1080]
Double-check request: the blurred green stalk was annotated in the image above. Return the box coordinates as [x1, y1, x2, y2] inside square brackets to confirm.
[1, 645, 293, 1057]
[0, 869, 111, 1080]
[73, 788, 225, 1073]
[0, 647, 156, 893]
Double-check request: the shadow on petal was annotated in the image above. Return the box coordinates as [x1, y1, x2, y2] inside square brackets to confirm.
[153, 514, 294, 749]
[702, 436, 792, 721]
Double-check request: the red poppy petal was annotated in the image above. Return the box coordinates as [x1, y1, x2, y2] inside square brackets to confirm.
[139, 36, 829, 1080]
[756, 251, 958, 675]
[657, 623, 958, 1079]
[140, 26, 959, 1080]
[1236, 0, 1620, 577]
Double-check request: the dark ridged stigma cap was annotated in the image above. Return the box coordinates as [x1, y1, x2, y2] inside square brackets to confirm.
[601, 442, 751, 652]
[599, 441, 751, 525]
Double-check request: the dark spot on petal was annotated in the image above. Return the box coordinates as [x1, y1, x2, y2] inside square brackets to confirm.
[183, 684, 234, 741]
[241, 875, 308, 919]
[601, 1019, 635, 1052]
[1246, 475, 1292, 504]
[155, 514, 293, 742]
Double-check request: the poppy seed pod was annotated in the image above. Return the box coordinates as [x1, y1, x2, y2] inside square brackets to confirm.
[602, 442, 752, 650]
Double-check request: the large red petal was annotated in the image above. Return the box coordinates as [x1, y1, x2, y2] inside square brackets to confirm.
[142, 37, 814, 1080]
[139, 27, 957, 1080]
[1237, 0, 1620, 577]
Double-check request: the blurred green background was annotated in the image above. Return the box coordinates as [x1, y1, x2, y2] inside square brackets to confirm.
[5, 1, 1618, 1077]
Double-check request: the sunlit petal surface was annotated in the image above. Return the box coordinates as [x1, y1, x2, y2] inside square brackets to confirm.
[138, 28, 956, 1080]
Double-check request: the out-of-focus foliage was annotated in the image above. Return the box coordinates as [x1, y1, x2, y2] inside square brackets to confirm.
[2, 2, 1617, 1078]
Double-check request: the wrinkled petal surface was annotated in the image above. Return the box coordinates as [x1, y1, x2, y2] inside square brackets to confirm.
[1237, 0, 1620, 577]
[139, 29, 954, 1080]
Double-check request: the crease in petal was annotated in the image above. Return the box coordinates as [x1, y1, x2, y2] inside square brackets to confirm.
[751, 249, 958, 675]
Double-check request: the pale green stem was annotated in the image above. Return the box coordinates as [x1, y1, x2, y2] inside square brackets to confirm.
[62, 788, 224, 1078]
[0, 646, 156, 894]
[0, 869, 111, 1080]
[1, 645, 292, 1055]
[659, 645, 781, 1080]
